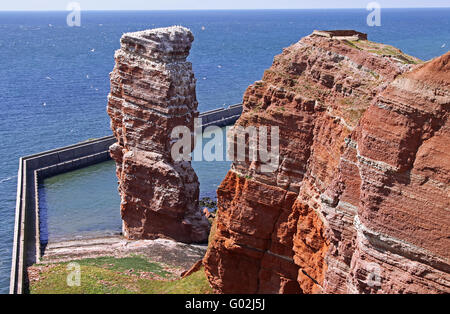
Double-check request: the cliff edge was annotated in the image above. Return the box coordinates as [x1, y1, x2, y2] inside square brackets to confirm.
[204, 31, 449, 293]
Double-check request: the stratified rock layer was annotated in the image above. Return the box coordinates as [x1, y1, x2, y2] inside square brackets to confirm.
[327, 51, 450, 294]
[107, 26, 210, 243]
[203, 31, 450, 293]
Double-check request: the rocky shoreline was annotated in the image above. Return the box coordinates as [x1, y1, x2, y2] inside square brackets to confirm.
[38, 236, 207, 271]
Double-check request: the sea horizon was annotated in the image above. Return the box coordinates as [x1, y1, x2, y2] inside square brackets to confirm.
[2, 7, 450, 12]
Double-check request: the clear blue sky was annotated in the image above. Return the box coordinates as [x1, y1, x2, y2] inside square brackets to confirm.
[0, 0, 449, 11]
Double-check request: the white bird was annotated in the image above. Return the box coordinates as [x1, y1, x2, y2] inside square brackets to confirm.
[201, 26, 206, 31]
[441, 43, 446, 48]
[43, 102, 46, 106]
[91, 48, 95, 52]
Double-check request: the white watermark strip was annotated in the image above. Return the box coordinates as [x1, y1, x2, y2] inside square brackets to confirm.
[367, 2, 382, 27]
[67, 2, 81, 27]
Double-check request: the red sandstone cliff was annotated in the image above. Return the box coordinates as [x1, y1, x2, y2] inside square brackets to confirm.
[204, 31, 450, 293]
[107, 26, 210, 243]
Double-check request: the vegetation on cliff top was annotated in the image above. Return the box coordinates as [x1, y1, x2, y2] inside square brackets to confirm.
[343, 39, 423, 64]
[28, 255, 213, 294]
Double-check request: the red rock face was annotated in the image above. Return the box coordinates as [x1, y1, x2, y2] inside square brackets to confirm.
[328, 51, 450, 294]
[203, 32, 450, 293]
[107, 26, 210, 243]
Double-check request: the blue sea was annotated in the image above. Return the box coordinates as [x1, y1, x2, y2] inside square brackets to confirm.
[0, 9, 449, 293]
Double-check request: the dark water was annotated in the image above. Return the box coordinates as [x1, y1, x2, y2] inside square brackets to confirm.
[0, 9, 449, 293]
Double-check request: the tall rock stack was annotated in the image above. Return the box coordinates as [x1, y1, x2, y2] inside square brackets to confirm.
[203, 31, 450, 293]
[107, 26, 210, 243]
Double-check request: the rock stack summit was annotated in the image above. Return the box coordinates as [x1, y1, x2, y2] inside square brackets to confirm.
[107, 26, 210, 243]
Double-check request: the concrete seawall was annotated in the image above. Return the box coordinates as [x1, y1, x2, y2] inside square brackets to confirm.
[9, 136, 116, 294]
[199, 103, 242, 129]
[9, 104, 242, 294]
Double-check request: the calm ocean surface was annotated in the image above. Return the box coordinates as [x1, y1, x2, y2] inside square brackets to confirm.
[0, 9, 449, 293]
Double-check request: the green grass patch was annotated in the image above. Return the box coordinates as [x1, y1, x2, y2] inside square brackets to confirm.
[138, 269, 212, 294]
[76, 255, 170, 278]
[343, 40, 422, 65]
[29, 255, 213, 294]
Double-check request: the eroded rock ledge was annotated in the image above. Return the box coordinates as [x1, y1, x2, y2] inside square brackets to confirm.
[203, 31, 450, 294]
[107, 26, 209, 243]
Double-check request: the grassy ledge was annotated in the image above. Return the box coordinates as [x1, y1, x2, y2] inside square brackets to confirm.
[28, 255, 213, 294]
[343, 39, 423, 64]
